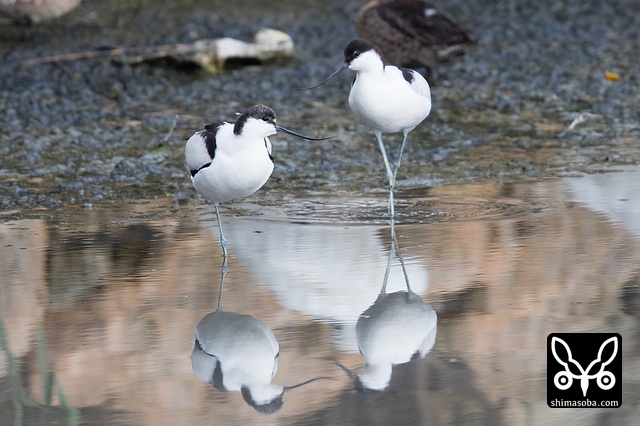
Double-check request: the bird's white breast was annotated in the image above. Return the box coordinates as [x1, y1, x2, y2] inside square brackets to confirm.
[349, 66, 431, 134]
[189, 125, 274, 205]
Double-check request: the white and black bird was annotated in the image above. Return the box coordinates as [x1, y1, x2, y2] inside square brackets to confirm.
[301, 39, 431, 218]
[185, 104, 331, 257]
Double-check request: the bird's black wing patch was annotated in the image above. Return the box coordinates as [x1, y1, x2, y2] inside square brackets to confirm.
[190, 162, 211, 177]
[202, 122, 224, 160]
[190, 122, 223, 177]
[399, 67, 415, 84]
[212, 359, 225, 391]
[195, 337, 225, 390]
[264, 138, 274, 163]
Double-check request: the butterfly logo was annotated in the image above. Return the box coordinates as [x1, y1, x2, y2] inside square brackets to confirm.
[551, 335, 618, 397]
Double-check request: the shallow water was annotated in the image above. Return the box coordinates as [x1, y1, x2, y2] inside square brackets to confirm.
[2, 167, 640, 425]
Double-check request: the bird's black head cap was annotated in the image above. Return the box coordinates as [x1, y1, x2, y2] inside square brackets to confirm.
[344, 38, 384, 65]
[241, 386, 285, 414]
[234, 104, 277, 135]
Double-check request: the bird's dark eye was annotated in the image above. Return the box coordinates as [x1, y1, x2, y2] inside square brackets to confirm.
[353, 50, 360, 57]
[262, 116, 269, 122]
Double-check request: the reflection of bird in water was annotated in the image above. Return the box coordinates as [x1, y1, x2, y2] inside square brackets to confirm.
[190, 257, 330, 414]
[191, 309, 286, 413]
[337, 225, 437, 391]
[185, 104, 331, 258]
[210, 217, 429, 352]
[353, 289, 437, 391]
[355, 0, 475, 72]
[0, 0, 81, 25]
[300, 39, 431, 218]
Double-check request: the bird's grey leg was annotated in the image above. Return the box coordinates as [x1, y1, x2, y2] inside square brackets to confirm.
[375, 132, 395, 219]
[392, 132, 409, 186]
[215, 204, 228, 258]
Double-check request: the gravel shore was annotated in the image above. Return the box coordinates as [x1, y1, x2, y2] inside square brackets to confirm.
[1, 0, 639, 215]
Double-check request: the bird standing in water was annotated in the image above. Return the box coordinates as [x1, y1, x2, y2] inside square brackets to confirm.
[355, 0, 474, 73]
[300, 39, 431, 218]
[185, 104, 331, 257]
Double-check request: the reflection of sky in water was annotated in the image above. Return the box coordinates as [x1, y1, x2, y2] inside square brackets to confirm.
[201, 216, 429, 353]
[565, 167, 640, 238]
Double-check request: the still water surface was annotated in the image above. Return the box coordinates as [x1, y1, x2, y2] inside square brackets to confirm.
[2, 168, 640, 425]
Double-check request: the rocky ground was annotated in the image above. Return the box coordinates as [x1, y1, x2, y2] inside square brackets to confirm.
[1, 0, 638, 218]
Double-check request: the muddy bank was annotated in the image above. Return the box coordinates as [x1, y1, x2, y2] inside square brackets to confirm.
[1, 0, 639, 218]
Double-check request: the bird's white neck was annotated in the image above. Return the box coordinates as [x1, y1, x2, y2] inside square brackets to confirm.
[350, 50, 385, 74]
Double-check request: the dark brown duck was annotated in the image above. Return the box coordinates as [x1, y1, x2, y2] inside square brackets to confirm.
[355, 0, 476, 71]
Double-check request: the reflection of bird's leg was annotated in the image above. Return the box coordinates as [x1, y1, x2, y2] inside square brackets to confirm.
[217, 255, 228, 310]
[390, 220, 412, 293]
[381, 232, 394, 295]
[394, 229, 412, 293]
[375, 132, 395, 219]
[215, 204, 228, 258]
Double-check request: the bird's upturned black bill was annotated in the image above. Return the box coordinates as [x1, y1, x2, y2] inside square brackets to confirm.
[277, 125, 334, 141]
[333, 361, 355, 379]
[295, 64, 348, 90]
[283, 376, 335, 391]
